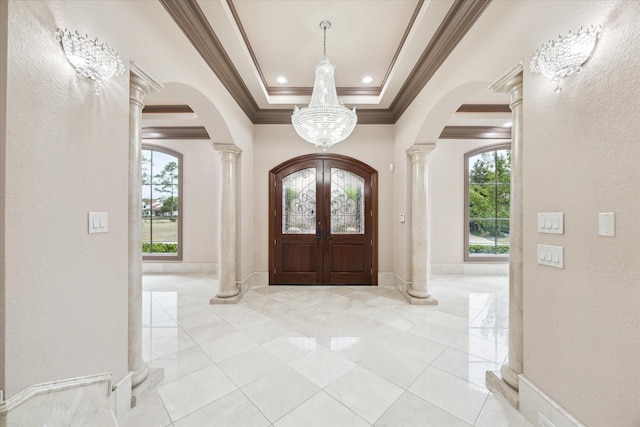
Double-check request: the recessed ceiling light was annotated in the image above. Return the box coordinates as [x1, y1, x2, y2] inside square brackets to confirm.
[361, 76, 373, 84]
[503, 121, 513, 128]
[276, 76, 288, 84]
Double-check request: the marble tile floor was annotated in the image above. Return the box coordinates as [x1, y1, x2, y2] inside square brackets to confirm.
[120, 274, 532, 427]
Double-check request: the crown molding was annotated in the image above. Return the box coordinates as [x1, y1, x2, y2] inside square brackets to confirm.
[159, 0, 492, 125]
[389, 0, 492, 120]
[226, 0, 424, 98]
[159, 0, 259, 121]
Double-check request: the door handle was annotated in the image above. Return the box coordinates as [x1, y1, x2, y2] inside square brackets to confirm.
[326, 230, 331, 240]
[316, 231, 322, 241]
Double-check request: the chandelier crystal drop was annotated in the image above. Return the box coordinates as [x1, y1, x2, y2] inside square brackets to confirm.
[530, 25, 602, 93]
[56, 28, 125, 95]
[292, 20, 357, 150]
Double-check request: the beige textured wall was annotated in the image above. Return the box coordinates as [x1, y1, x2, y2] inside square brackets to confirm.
[252, 124, 395, 275]
[522, 2, 640, 425]
[4, 1, 130, 397]
[0, 0, 8, 394]
[143, 140, 219, 264]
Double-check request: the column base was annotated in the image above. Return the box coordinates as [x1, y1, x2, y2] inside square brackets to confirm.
[501, 364, 520, 390]
[131, 367, 164, 408]
[486, 370, 519, 408]
[210, 292, 243, 304]
[404, 291, 438, 305]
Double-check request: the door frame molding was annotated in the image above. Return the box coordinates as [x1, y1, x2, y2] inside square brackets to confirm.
[269, 153, 378, 286]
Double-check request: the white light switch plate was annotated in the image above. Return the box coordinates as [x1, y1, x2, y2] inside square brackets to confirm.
[537, 213, 564, 234]
[537, 244, 564, 269]
[88, 212, 108, 234]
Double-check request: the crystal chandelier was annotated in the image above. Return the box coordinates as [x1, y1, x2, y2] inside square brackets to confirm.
[292, 20, 357, 150]
[530, 25, 602, 93]
[56, 28, 125, 95]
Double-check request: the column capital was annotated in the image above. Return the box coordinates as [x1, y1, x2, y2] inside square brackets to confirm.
[406, 143, 436, 161]
[213, 143, 242, 157]
[490, 62, 523, 94]
[130, 62, 163, 94]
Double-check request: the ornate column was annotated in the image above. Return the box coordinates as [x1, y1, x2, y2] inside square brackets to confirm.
[405, 144, 438, 305]
[211, 144, 243, 304]
[129, 63, 163, 406]
[486, 63, 524, 407]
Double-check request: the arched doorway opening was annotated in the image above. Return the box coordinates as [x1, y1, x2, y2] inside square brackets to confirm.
[269, 154, 378, 285]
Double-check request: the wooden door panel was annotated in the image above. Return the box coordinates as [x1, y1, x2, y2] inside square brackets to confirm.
[282, 243, 317, 272]
[329, 244, 365, 272]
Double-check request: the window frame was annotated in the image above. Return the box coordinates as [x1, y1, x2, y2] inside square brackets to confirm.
[464, 143, 511, 263]
[142, 144, 183, 261]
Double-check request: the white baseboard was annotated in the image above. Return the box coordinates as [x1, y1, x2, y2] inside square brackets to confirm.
[112, 372, 132, 419]
[431, 263, 509, 276]
[143, 262, 218, 275]
[0, 373, 113, 426]
[377, 272, 395, 287]
[519, 375, 585, 427]
[238, 272, 268, 292]
[393, 274, 411, 294]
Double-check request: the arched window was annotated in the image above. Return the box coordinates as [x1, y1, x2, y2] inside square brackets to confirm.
[142, 145, 182, 260]
[464, 143, 511, 262]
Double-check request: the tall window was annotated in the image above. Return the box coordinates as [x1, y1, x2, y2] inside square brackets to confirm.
[142, 145, 182, 260]
[465, 144, 511, 262]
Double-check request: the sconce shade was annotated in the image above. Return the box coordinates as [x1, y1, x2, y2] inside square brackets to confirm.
[56, 28, 124, 95]
[530, 25, 602, 93]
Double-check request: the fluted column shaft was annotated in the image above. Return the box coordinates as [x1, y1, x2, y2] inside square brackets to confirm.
[211, 144, 242, 303]
[405, 144, 438, 305]
[128, 65, 162, 389]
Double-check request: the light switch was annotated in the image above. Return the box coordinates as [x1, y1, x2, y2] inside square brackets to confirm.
[537, 213, 564, 234]
[537, 244, 564, 268]
[88, 212, 108, 234]
[598, 212, 615, 237]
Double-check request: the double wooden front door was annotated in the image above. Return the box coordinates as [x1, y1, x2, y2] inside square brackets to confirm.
[269, 154, 378, 285]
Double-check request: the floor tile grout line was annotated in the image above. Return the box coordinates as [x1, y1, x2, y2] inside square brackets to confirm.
[472, 391, 492, 426]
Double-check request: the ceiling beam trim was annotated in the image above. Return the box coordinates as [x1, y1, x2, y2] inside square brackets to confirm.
[142, 126, 211, 140]
[142, 105, 194, 114]
[439, 126, 511, 139]
[456, 104, 511, 113]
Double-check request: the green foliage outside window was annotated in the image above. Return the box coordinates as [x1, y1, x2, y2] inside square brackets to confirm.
[468, 148, 511, 257]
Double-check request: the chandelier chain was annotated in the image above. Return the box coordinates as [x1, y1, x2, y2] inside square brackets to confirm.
[323, 26, 327, 59]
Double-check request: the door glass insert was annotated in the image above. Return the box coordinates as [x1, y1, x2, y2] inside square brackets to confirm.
[330, 168, 364, 234]
[282, 168, 316, 234]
